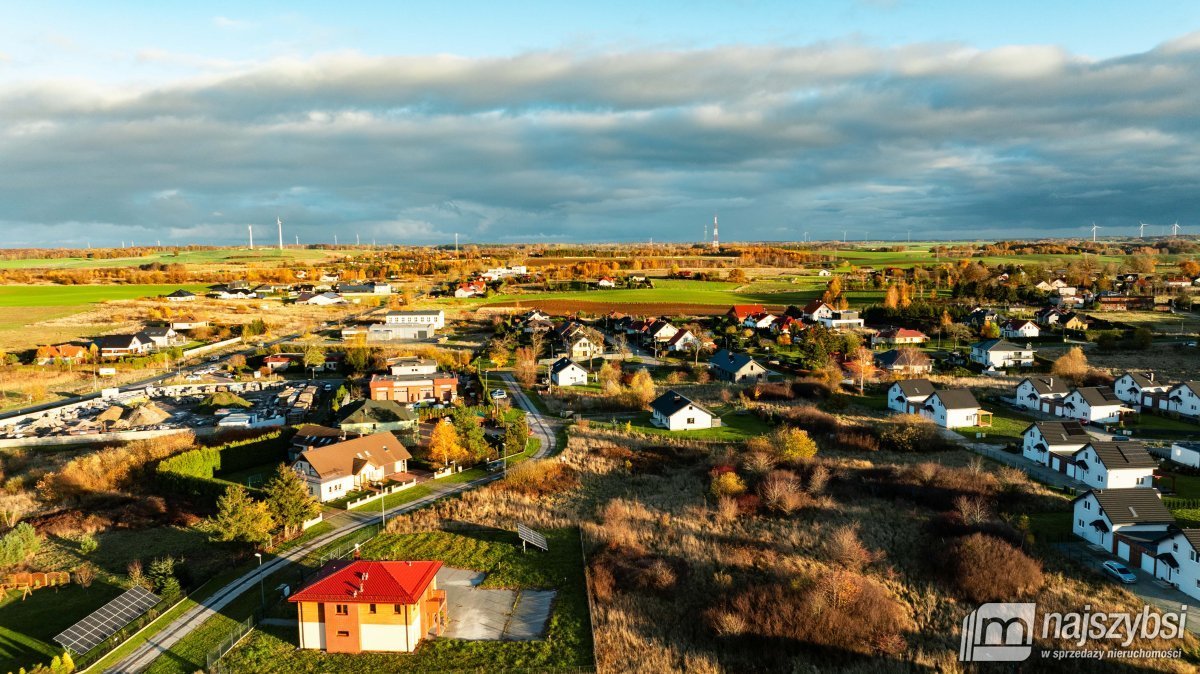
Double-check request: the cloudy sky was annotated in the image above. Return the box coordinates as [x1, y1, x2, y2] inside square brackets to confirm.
[2, 1, 1199, 247]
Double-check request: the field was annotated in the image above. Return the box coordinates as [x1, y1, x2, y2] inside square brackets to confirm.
[0, 248, 350, 271]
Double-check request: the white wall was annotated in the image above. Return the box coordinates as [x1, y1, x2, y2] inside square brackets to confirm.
[1072, 495, 1109, 549]
[360, 622, 418, 653]
[944, 407, 978, 429]
[1103, 468, 1154, 490]
[666, 406, 712, 431]
[1171, 444, 1200, 469]
[299, 619, 326, 650]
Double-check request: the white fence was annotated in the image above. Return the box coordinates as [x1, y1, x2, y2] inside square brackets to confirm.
[182, 336, 242, 360]
[344, 479, 418, 509]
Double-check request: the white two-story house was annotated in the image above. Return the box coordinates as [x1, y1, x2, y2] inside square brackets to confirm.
[921, 389, 988, 429]
[887, 379, 935, 414]
[1152, 530, 1200, 598]
[1069, 442, 1157, 490]
[969, 339, 1035, 369]
[1061, 387, 1126, 424]
[1073, 488, 1174, 569]
[1165, 382, 1200, 419]
[1001, 319, 1040, 340]
[1014, 376, 1070, 411]
[1021, 420, 1090, 473]
[291, 432, 412, 502]
[1113, 372, 1170, 408]
[650, 390, 714, 431]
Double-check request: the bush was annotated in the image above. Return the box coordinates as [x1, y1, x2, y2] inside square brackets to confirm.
[78, 533, 98, 555]
[944, 533, 1043, 602]
[874, 414, 953, 452]
[834, 429, 880, 452]
[772, 427, 819, 462]
[710, 471, 747, 498]
[0, 522, 41, 571]
[501, 459, 578, 496]
[775, 404, 839, 433]
[824, 523, 877, 570]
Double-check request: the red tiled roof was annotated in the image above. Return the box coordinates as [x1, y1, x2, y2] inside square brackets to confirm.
[289, 560, 442, 604]
[728, 304, 765, 320]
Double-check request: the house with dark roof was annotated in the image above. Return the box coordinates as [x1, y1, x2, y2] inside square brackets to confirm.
[1151, 529, 1200, 597]
[1021, 420, 1090, 471]
[1060, 386, 1126, 424]
[336, 399, 418, 438]
[873, 348, 931, 375]
[920, 389, 990, 429]
[142, 326, 182, 349]
[289, 559, 446, 653]
[549, 357, 588, 387]
[291, 431, 413, 502]
[1070, 441, 1157, 490]
[886, 379, 935, 413]
[1072, 488, 1174, 568]
[649, 390, 714, 431]
[1001, 319, 1040, 340]
[91, 332, 153, 359]
[708, 349, 766, 383]
[1014, 376, 1070, 411]
[163, 289, 196, 302]
[1164, 381, 1200, 419]
[969, 338, 1035, 369]
[1113, 372, 1170, 407]
[290, 424, 357, 461]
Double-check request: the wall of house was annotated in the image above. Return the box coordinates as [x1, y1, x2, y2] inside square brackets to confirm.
[1156, 538, 1200, 599]
[668, 407, 712, 431]
[1171, 445, 1200, 469]
[1021, 430, 1046, 464]
[309, 474, 356, 502]
[1072, 496, 1108, 548]
[298, 603, 327, 650]
[1102, 468, 1154, 490]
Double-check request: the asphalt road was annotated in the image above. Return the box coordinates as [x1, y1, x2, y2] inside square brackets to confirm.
[105, 369, 555, 674]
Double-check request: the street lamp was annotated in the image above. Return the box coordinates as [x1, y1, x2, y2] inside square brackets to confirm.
[254, 552, 265, 608]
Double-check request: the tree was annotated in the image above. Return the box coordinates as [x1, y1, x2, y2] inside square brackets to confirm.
[303, 345, 326, 373]
[772, 427, 819, 462]
[822, 276, 843, 304]
[626, 369, 656, 408]
[1131, 327, 1153, 351]
[263, 464, 319, 537]
[0, 493, 34, 528]
[0, 523, 41, 571]
[893, 347, 930, 375]
[598, 361, 621, 394]
[944, 322, 973, 348]
[488, 339, 511, 369]
[513, 347, 538, 387]
[845, 347, 877, 395]
[727, 268, 748, 283]
[529, 330, 547, 360]
[883, 284, 899, 309]
[428, 418, 468, 469]
[345, 345, 370, 373]
[147, 555, 182, 598]
[504, 414, 531, 457]
[74, 563, 96, 589]
[207, 485, 275, 547]
[1051, 346, 1088, 383]
[980, 322, 1001, 339]
[452, 407, 492, 462]
[1181, 259, 1200, 278]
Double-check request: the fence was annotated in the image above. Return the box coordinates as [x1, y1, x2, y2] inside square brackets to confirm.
[183, 336, 243, 360]
[343, 479, 417, 510]
[205, 612, 258, 673]
[1163, 497, 1200, 510]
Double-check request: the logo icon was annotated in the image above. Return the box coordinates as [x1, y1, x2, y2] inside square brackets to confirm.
[959, 602, 1036, 662]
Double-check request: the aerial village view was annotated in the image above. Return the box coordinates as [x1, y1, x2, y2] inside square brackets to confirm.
[3, 2, 1200, 673]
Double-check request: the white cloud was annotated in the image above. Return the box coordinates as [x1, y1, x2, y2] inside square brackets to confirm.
[213, 16, 252, 30]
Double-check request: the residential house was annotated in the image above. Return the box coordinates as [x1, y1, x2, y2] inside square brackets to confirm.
[1113, 372, 1170, 407]
[387, 357, 438, 377]
[368, 373, 458, 405]
[208, 284, 256, 299]
[646, 320, 679, 345]
[1001, 319, 1040, 339]
[1059, 312, 1090, 331]
[1071, 442, 1157, 490]
[91, 333, 153, 359]
[291, 431, 413, 502]
[549, 358, 588, 387]
[1169, 442, 1200, 469]
[454, 280, 487, 298]
[800, 300, 834, 322]
[1014, 376, 1070, 411]
[665, 329, 701, 353]
[872, 328, 928, 347]
[289, 559, 446, 653]
[649, 390, 714, 431]
[479, 266, 527, 281]
[1036, 307, 1064, 327]
[297, 292, 348, 306]
[817, 269, 832, 277]
[367, 311, 445, 342]
[921, 389, 989, 429]
[336, 281, 392, 295]
[336, 399, 418, 439]
[290, 424, 355, 461]
[1151, 529, 1200, 597]
[1072, 488, 1174, 568]
[1021, 420, 1090, 472]
[966, 307, 1000, 327]
[817, 309, 864, 330]
[743, 312, 777, 330]
[1061, 387, 1126, 424]
[142, 326, 182, 349]
[264, 354, 293, 371]
[727, 304, 766, 323]
[886, 379, 935, 414]
[163, 289, 196, 302]
[549, 323, 600, 360]
[708, 349, 767, 383]
[596, 277, 616, 288]
[969, 339, 1035, 369]
[35, 344, 89, 365]
[874, 348, 932, 375]
[1164, 382, 1200, 419]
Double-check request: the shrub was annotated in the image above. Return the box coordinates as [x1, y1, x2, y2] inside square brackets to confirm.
[774, 405, 839, 433]
[741, 451, 775, 476]
[759, 470, 806, 514]
[834, 429, 880, 452]
[752, 382, 794, 401]
[945, 533, 1043, 602]
[824, 524, 876, 570]
[78, 533, 98, 555]
[715, 496, 739, 522]
[772, 427, 819, 462]
[74, 563, 96, 589]
[0, 522, 41, 571]
[710, 472, 747, 498]
[874, 414, 953, 453]
[502, 459, 579, 496]
[807, 465, 830, 495]
[791, 378, 833, 400]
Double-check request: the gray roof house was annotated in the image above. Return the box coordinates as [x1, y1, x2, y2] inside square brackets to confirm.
[708, 349, 767, 383]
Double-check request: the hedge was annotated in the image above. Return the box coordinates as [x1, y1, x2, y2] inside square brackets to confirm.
[155, 430, 289, 505]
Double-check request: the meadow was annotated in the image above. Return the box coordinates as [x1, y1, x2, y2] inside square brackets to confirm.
[0, 248, 347, 270]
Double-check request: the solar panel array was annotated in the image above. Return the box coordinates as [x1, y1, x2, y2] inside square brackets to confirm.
[518, 523, 548, 552]
[55, 585, 160, 654]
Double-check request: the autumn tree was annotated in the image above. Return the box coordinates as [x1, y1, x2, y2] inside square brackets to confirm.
[452, 406, 493, 463]
[263, 464, 319, 537]
[845, 347, 877, 394]
[598, 361, 621, 394]
[303, 345, 326, 373]
[1051, 346, 1089, 383]
[893, 347, 930, 375]
[883, 284, 899, 310]
[513, 347, 538, 387]
[626, 368, 657, 408]
[772, 427, 819, 462]
[980, 322, 1001, 339]
[1181, 259, 1200, 278]
[427, 418, 468, 469]
[207, 485, 274, 546]
[821, 276, 843, 304]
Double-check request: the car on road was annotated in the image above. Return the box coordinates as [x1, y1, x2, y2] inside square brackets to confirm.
[185, 374, 202, 381]
[209, 355, 221, 362]
[323, 383, 333, 391]
[490, 389, 507, 399]
[1102, 560, 1137, 584]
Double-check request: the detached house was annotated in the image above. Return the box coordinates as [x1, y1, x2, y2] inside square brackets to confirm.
[817, 310, 864, 330]
[1164, 382, 1200, 419]
[1152, 529, 1200, 596]
[35, 344, 89, 365]
[142, 326, 182, 349]
[969, 339, 1035, 369]
[91, 333, 153, 359]
[163, 289, 196, 302]
[1113, 372, 1169, 407]
[289, 559, 446, 653]
[887, 379, 935, 414]
[335, 399, 418, 438]
[709, 350, 766, 383]
[727, 305, 766, 323]
[1073, 488, 1174, 569]
[1071, 442, 1157, 490]
[800, 300, 834, 322]
[921, 389, 989, 429]
[743, 313, 777, 330]
[872, 328, 928, 347]
[1001, 319, 1040, 339]
[1021, 420, 1090, 472]
[1014, 376, 1070, 411]
[291, 432, 413, 503]
[549, 358, 588, 387]
[1061, 387, 1126, 424]
[665, 329, 701, 353]
[874, 348, 931, 375]
[650, 390, 714, 431]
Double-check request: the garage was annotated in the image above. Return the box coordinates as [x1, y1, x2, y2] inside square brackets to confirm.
[1117, 540, 1131, 561]
[1141, 553, 1156, 574]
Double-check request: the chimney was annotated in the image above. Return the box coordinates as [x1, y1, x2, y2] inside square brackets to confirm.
[1149, 372, 1154, 382]
[1048, 377, 1053, 387]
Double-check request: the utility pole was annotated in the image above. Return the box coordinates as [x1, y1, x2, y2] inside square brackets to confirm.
[334, 234, 338, 246]
[356, 233, 360, 246]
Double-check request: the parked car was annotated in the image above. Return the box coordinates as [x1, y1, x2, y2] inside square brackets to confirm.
[490, 389, 507, 399]
[1102, 560, 1137, 584]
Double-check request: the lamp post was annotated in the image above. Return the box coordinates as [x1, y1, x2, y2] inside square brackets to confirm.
[254, 552, 265, 608]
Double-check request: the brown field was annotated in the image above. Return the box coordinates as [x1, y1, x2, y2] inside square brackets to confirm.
[486, 299, 785, 316]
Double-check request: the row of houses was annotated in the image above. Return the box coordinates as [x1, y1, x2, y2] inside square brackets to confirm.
[1015, 372, 1200, 423]
[1020, 420, 1156, 489]
[197, 280, 393, 301]
[342, 310, 446, 343]
[1112, 373, 1200, 419]
[727, 302, 865, 333]
[886, 379, 991, 429]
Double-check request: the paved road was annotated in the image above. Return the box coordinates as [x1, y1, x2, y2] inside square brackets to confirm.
[935, 426, 1088, 491]
[106, 373, 555, 674]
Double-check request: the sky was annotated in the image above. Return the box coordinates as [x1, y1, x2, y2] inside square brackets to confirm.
[1, 1, 1199, 247]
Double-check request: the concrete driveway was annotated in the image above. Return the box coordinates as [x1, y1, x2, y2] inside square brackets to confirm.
[438, 567, 555, 641]
[1058, 542, 1199, 635]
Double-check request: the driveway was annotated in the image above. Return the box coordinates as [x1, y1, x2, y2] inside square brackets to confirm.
[1058, 541, 1200, 636]
[438, 567, 555, 641]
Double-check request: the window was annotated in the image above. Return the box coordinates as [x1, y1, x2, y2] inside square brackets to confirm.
[335, 604, 348, 615]
[336, 630, 350, 637]
[686, 418, 695, 425]
[1077, 519, 1084, 527]
[394, 604, 403, 614]
[369, 604, 377, 614]
[1084, 500, 1091, 510]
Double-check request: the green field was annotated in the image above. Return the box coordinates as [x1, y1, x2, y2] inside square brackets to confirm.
[0, 248, 349, 270]
[0, 284, 210, 307]
[631, 406, 773, 441]
[0, 582, 125, 672]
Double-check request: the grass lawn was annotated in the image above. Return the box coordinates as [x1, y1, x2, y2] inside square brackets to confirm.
[221, 529, 593, 674]
[1172, 508, 1200, 528]
[349, 485, 435, 513]
[215, 462, 279, 489]
[0, 284, 211, 307]
[631, 406, 772, 442]
[954, 404, 1037, 446]
[0, 580, 124, 673]
[1025, 509, 1073, 541]
[1155, 470, 1200, 499]
[1126, 413, 1200, 433]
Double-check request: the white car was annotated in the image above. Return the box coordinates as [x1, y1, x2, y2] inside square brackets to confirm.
[185, 374, 202, 382]
[490, 389, 507, 399]
[1102, 560, 1137, 584]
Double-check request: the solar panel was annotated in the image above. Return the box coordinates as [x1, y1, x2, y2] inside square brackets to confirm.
[54, 585, 161, 654]
[517, 523, 548, 552]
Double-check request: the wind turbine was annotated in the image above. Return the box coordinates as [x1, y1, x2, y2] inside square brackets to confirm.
[1089, 222, 1101, 242]
[1172, 222, 1182, 237]
[1138, 222, 1148, 239]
